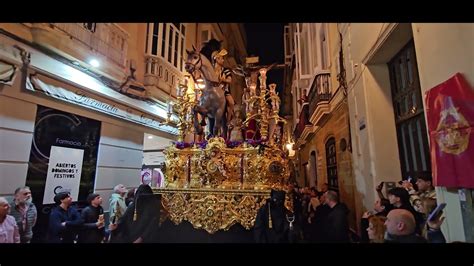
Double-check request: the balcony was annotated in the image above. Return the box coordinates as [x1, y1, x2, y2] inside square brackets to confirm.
[29, 23, 129, 81]
[294, 104, 311, 140]
[308, 70, 331, 116]
[51, 23, 128, 67]
[144, 54, 184, 101]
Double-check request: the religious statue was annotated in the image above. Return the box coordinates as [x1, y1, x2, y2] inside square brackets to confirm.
[228, 105, 245, 142]
[269, 83, 280, 114]
[212, 48, 235, 130]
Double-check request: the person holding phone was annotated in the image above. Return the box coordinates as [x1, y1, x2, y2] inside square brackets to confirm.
[420, 198, 446, 243]
[387, 187, 424, 235]
[407, 176, 437, 212]
[360, 198, 393, 243]
[375, 181, 386, 200]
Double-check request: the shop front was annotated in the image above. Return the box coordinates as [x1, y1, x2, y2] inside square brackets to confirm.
[0, 34, 177, 241]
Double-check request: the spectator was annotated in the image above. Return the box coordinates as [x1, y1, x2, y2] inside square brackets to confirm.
[47, 192, 82, 243]
[419, 198, 446, 243]
[320, 183, 329, 194]
[387, 187, 424, 235]
[9, 186, 37, 243]
[109, 184, 128, 225]
[360, 198, 393, 242]
[308, 192, 331, 242]
[367, 215, 386, 243]
[402, 176, 436, 212]
[0, 197, 20, 243]
[384, 209, 426, 243]
[322, 190, 350, 242]
[78, 193, 105, 243]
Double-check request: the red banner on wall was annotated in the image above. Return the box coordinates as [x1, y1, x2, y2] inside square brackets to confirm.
[426, 73, 474, 188]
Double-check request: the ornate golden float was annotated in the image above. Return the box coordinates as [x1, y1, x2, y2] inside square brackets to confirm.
[154, 63, 290, 234]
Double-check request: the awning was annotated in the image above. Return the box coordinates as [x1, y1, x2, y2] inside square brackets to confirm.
[26, 73, 178, 135]
[0, 60, 17, 86]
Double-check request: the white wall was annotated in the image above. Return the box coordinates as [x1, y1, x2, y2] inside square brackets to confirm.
[0, 95, 36, 197]
[345, 24, 401, 212]
[348, 63, 403, 211]
[412, 23, 474, 242]
[413, 23, 474, 89]
[364, 64, 403, 186]
[95, 122, 144, 212]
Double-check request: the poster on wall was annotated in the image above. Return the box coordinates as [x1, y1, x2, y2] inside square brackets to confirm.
[43, 146, 84, 204]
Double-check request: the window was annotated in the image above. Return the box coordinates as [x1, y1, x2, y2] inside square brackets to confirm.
[388, 40, 431, 181]
[168, 27, 173, 63]
[146, 23, 186, 71]
[174, 31, 179, 68]
[320, 24, 329, 69]
[297, 24, 311, 78]
[161, 24, 166, 58]
[151, 23, 159, 56]
[180, 36, 185, 72]
[151, 61, 156, 75]
[83, 23, 96, 33]
[284, 25, 291, 58]
[145, 23, 149, 54]
[159, 66, 163, 78]
[325, 137, 338, 191]
[165, 70, 169, 82]
[310, 24, 318, 70]
[201, 30, 209, 43]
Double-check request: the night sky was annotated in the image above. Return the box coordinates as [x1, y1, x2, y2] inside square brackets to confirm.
[244, 23, 286, 94]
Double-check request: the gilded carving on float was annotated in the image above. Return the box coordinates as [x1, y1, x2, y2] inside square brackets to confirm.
[155, 48, 291, 234]
[157, 188, 270, 234]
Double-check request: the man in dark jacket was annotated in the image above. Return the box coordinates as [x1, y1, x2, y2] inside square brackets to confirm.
[322, 190, 350, 243]
[308, 192, 331, 242]
[384, 209, 426, 243]
[78, 193, 105, 243]
[48, 192, 83, 243]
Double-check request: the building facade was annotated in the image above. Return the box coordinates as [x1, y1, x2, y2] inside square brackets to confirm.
[340, 23, 474, 242]
[0, 23, 246, 241]
[284, 23, 357, 229]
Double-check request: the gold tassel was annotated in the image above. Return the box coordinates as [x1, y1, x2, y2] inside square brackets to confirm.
[268, 204, 272, 229]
